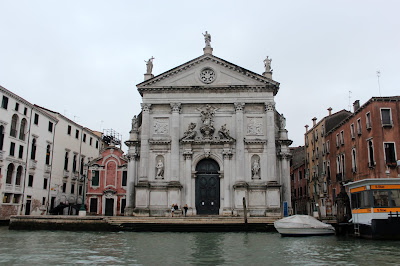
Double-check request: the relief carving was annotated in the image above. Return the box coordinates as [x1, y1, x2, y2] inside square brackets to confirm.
[247, 118, 263, 135]
[154, 119, 169, 135]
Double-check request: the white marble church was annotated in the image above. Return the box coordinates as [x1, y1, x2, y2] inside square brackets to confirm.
[125, 33, 292, 217]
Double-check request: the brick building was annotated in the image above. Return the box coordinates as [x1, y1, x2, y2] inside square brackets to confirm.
[290, 146, 307, 214]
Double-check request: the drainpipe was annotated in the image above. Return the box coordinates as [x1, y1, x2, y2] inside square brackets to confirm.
[20, 107, 33, 215]
[46, 120, 57, 214]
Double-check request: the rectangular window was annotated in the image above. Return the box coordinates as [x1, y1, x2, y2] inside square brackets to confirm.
[34, 113, 39, 125]
[92, 170, 100, 186]
[391, 190, 400, 207]
[368, 139, 375, 167]
[1, 96, 8, 109]
[336, 134, 339, 147]
[90, 137, 93, 146]
[373, 190, 389, 207]
[62, 182, 67, 193]
[381, 108, 392, 126]
[75, 130, 79, 139]
[67, 125, 71, 135]
[78, 185, 83, 196]
[24, 107, 27, 115]
[326, 141, 330, 153]
[10, 142, 15, 156]
[83, 134, 86, 143]
[48, 122, 53, 132]
[18, 145, 23, 159]
[28, 175, 33, 187]
[90, 198, 98, 213]
[71, 184, 75, 194]
[3, 193, 12, 203]
[122, 171, 127, 186]
[340, 131, 344, 145]
[352, 148, 357, 173]
[384, 143, 396, 165]
[42, 197, 46, 205]
[96, 140, 99, 149]
[15, 102, 19, 111]
[322, 143, 325, 155]
[350, 123, 355, 139]
[366, 112, 371, 129]
[357, 118, 362, 135]
[43, 178, 48, 190]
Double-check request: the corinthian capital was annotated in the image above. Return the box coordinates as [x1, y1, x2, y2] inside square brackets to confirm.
[234, 102, 245, 112]
[265, 101, 275, 112]
[170, 102, 182, 113]
[141, 103, 152, 112]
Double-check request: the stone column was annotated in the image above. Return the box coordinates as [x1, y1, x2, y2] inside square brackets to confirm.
[234, 103, 245, 182]
[222, 147, 233, 214]
[183, 148, 193, 209]
[170, 103, 181, 181]
[125, 151, 138, 215]
[139, 103, 151, 181]
[280, 152, 292, 208]
[265, 101, 277, 182]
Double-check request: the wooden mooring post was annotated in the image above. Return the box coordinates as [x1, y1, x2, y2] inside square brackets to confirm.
[243, 197, 248, 224]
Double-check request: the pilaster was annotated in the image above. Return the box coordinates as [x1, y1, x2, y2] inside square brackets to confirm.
[234, 102, 245, 183]
[139, 103, 151, 181]
[170, 103, 181, 181]
[265, 101, 277, 182]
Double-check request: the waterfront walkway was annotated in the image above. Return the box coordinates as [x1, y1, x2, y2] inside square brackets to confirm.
[9, 215, 279, 232]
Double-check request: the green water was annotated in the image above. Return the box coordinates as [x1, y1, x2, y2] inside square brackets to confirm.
[1, 227, 400, 265]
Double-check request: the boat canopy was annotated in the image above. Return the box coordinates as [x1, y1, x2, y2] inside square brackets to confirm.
[274, 215, 334, 230]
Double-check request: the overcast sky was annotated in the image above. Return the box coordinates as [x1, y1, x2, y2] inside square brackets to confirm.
[1, 0, 399, 150]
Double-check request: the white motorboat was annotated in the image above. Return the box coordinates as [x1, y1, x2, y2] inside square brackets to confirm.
[274, 215, 335, 236]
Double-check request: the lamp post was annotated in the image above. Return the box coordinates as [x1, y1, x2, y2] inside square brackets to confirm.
[78, 173, 87, 217]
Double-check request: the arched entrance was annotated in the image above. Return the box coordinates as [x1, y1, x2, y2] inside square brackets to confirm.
[195, 158, 220, 215]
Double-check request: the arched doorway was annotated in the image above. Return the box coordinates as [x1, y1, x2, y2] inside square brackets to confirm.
[195, 159, 220, 215]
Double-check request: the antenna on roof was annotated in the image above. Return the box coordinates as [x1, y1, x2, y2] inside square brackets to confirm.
[376, 70, 381, 96]
[348, 91, 352, 111]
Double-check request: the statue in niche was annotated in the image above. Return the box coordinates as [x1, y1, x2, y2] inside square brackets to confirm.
[280, 114, 286, 129]
[218, 124, 233, 140]
[156, 159, 164, 179]
[145, 56, 155, 74]
[263, 56, 272, 73]
[131, 115, 138, 131]
[203, 31, 211, 47]
[252, 158, 260, 179]
[181, 122, 197, 140]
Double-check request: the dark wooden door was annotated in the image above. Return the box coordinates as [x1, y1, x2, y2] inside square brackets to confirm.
[105, 198, 114, 216]
[25, 200, 31, 215]
[196, 159, 220, 215]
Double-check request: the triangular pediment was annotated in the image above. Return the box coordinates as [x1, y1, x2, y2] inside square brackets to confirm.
[137, 54, 279, 96]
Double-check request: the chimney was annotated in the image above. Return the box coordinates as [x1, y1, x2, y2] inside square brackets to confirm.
[312, 117, 317, 127]
[305, 125, 309, 132]
[327, 107, 332, 116]
[353, 100, 360, 112]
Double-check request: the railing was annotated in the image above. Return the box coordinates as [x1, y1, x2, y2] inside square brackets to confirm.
[44, 164, 51, 173]
[14, 185, 22, 192]
[71, 171, 79, 180]
[30, 160, 37, 169]
[5, 184, 13, 191]
[0, 150, 5, 160]
[63, 170, 70, 178]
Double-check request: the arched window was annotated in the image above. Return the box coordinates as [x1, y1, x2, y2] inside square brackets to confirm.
[19, 118, 27, 140]
[45, 145, 51, 165]
[15, 166, 23, 186]
[64, 152, 69, 170]
[30, 139, 37, 160]
[10, 114, 18, 137]
[0, 125, 4, 150]
[6, 163, 14, 184]
[72, 154, 77, 172]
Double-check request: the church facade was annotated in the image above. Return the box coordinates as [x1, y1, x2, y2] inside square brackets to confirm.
[125, 37, 292, 217]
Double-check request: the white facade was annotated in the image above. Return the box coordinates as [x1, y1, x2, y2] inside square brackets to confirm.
[36, 107, 104, 214]
[0, 86, 57, 218]
[125, 48, 292, 217]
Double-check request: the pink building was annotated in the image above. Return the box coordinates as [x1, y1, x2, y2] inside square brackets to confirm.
[86, 146, 128, 216]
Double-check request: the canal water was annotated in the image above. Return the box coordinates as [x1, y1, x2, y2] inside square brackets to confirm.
[1, 227, 400, 265]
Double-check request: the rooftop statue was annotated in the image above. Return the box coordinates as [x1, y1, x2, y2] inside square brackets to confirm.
[145, 56, 155, 74]
[203, 31, 211, 47]
[264, 56, 272, 73]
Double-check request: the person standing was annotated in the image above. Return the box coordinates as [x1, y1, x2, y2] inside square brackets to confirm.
[171, 204, 175, 217]
[183, 204, 188, 217]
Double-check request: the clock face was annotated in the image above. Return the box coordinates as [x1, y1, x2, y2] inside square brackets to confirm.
[200, 68, 216, 84]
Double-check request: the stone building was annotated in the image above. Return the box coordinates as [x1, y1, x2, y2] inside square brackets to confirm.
[125, 35, 292, 217]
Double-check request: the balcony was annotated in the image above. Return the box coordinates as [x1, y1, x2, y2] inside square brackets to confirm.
[44, 164, 51, 173]
[382, 120, 393, 127]
[63, 170, 70, 178]
[0, 150, 5, 160]
[30, 160, 37, 169]
[71, 171, 79, 180]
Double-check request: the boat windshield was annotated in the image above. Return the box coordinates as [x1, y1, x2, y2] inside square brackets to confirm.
[351, 189, 400, 209]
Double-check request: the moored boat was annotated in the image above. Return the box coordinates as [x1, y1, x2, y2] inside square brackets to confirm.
[274, 215, 335, 236]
